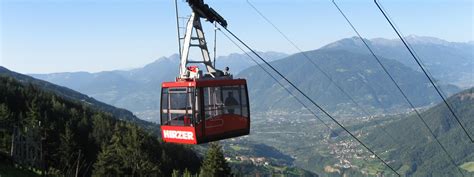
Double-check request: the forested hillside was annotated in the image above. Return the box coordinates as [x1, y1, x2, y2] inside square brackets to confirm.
[363, 87, 474, 176]
[236, 87, 473, 176]
[0, 72, 318, 177]
[0, 66, 155, 130]
[0, 75, 201, 176]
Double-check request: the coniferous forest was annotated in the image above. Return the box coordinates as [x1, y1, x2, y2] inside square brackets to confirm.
[0, 69, 317, 177]
[0, 75, 207, 176]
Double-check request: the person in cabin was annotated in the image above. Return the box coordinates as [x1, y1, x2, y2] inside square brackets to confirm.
[224, 92, 238, 114]
[224, 67, 230, 76]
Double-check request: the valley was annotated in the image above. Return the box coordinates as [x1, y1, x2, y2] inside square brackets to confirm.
[3, 0, 473, 175]
[220, 88, 474, 176]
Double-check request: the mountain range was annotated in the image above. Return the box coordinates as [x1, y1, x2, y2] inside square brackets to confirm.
[322, 35, 473, 88]
[239, 48, 459, 115]
[30, 36, 471, 121]
[31, 51, 287, 121]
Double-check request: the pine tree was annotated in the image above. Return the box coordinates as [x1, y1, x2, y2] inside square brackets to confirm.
[0, 103, 12, 151]
[92, 130, 125, 177]
[172, 169, 181, 177]
[200, 142, 232, 177]
[58, 120, 78, 175]
[92, 125, 161, 177]
[183, 168, 193, 177]
[91, 113, 113, 146]
[0, 103, 12, 126]
[92, 144, 124, 177]
[25, 97, 40, 129]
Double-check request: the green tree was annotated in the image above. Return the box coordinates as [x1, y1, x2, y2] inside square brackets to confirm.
[183, 168, 193, 177]
[0, 103, 12, 125]
[25, 97, 40, 128]
[200, 142, 232, 177]
[0, 103, 12, 151]
[91, 113, 113, 146]
[92, 130, 125, 177]
[92, 125, 161, 177]
[58, 120, 78, 175]
[172, 169, 181, 177]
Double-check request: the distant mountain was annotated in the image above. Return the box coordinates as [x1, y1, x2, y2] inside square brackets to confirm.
[215, 51, 288, 73]
[30, 52, 287, 121]
[363, 87, 474, 176]
[238, 49, 460, 115]
[0, 66, 155, 129]
[322, 35, 473, 88]
[30, 36, 471, 121]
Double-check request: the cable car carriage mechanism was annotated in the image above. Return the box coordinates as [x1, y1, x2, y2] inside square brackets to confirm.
[160, 0, 250, 144]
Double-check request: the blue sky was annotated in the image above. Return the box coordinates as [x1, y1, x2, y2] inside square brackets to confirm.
[1, 0, 472, 73]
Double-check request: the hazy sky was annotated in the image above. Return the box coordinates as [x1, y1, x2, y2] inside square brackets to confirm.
[1, 0, 473, 74]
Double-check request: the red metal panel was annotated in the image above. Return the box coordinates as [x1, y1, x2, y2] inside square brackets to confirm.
[195, 79, 247, 87]
[161, 125, 198, 144]
[162, 79, 246, 88]
[203, 114, 249, 136]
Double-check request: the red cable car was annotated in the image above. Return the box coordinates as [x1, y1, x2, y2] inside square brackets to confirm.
[160, 0, 250, 144]
[161, 79, 250, 144]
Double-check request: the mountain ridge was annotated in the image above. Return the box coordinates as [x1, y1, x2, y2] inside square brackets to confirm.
[321, 36, 473, 88]
[239, 48, 460, 115]
[30, 36, 470, 121]
[30, 51, 287, 121]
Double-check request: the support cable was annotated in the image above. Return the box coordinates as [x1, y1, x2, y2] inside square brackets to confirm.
[213, 22, 218, 68]
[220, 26, 400, 177]
[374, 0, 473, 143]
[332, 1, 465, 176]
[174, 0, 182, 58]
[219, 30, 336, 134]
[246, 0, 400, 145]
[247, 0, 371, 118]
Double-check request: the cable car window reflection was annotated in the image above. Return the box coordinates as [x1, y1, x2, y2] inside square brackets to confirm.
[162, 87, 195, 126]
[203, 87, 224, 120]
[201, 85, 249, 120]
[240, 85, 249, 118]
[161, 88, 169, 125]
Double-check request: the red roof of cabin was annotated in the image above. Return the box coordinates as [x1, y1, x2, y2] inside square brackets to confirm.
[162, 79, 246, 88]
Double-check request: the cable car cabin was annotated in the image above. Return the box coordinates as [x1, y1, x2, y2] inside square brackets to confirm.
[160, 79, 250, 144]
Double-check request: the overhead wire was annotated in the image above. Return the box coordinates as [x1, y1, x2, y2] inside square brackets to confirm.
[174, 0, 182, 59]
[374, 0, 473, 143]
[246, 0, 373, 118]
[219, 29, 336, 135]
[219, 26, 401, 176]
[403, 36, 453, 110]
[332, 0, 466, 175]
[372, 0, 459, 97]
[246, 0, 401, 147]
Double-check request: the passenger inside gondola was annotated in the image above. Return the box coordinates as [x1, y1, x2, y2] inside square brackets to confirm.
[224, 92, 238, 114]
